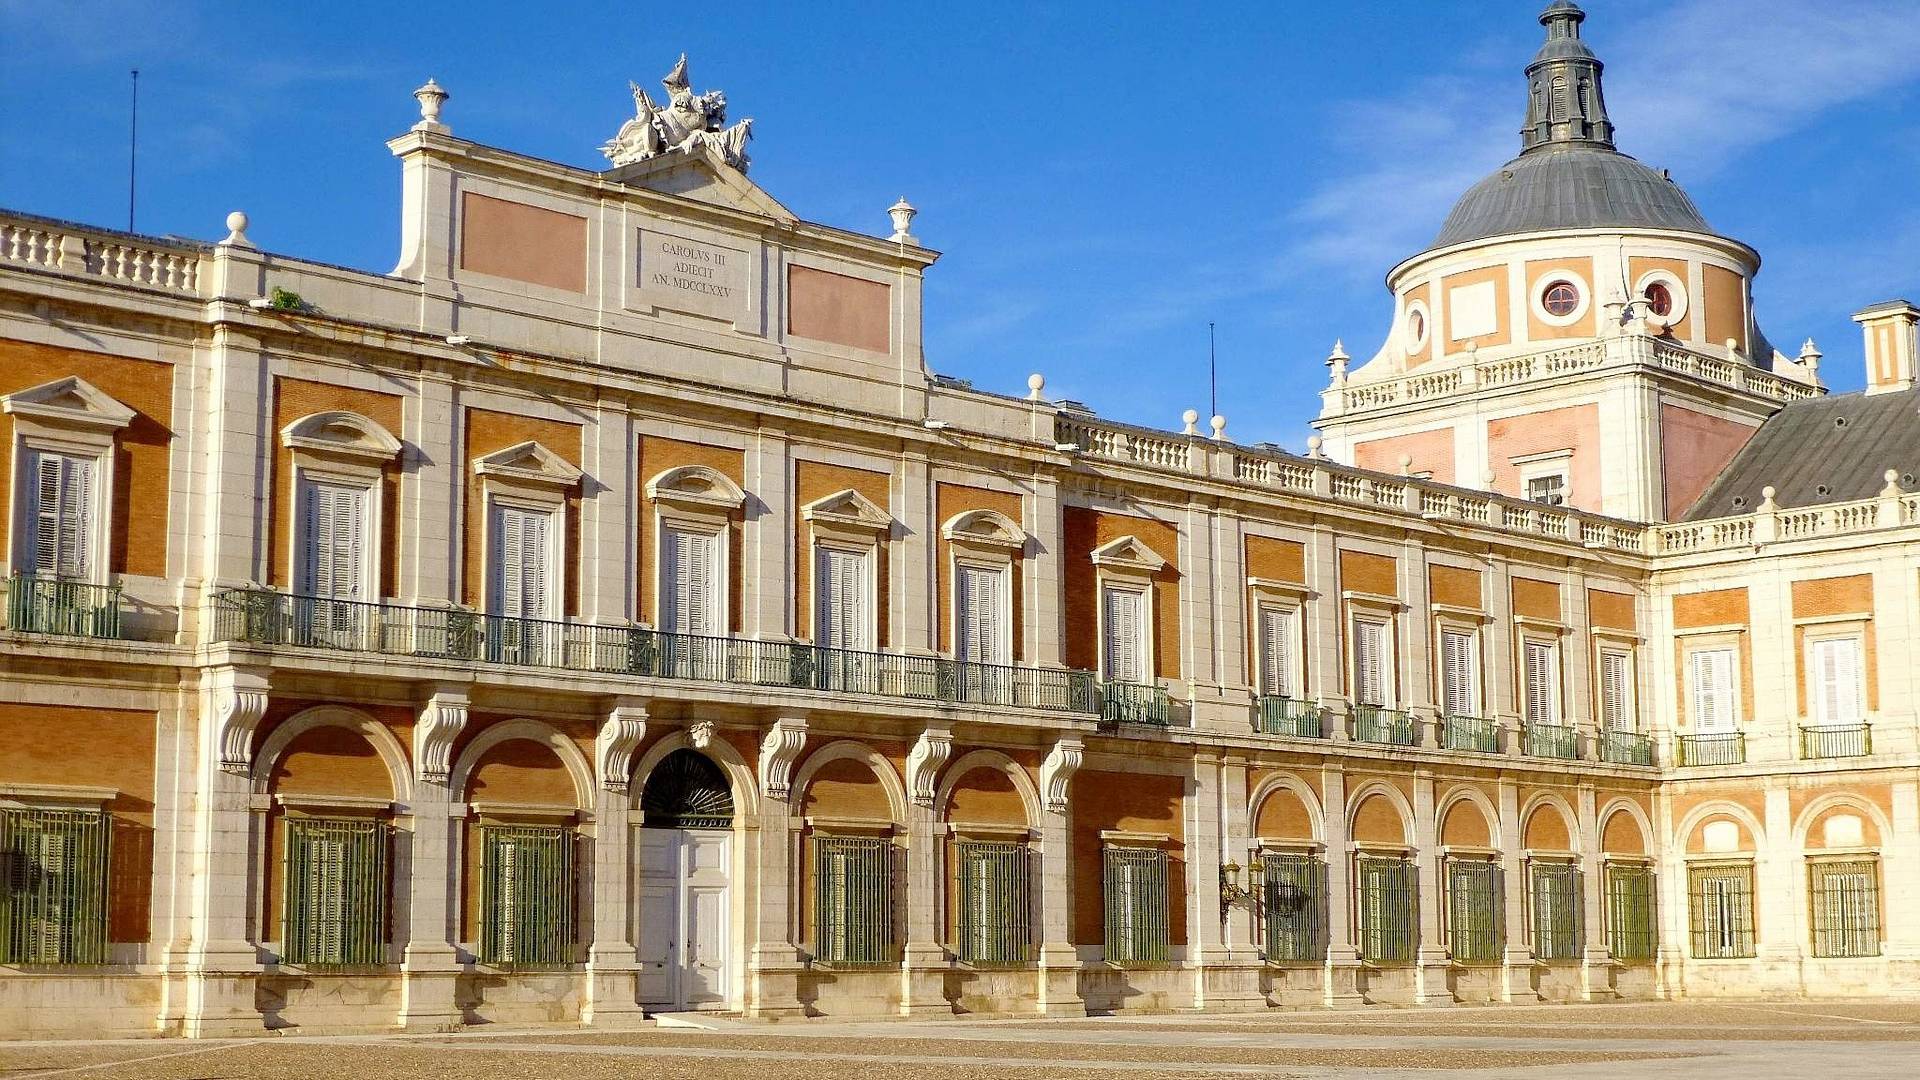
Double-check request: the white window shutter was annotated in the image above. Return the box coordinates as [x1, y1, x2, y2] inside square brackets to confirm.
[663, 527, 716, 636]
[1600, 650, 1631, 732]
[1441, 630, 1475, 716]
[29, 452, 92, 579]
[1689, 648, 1735, 733]
[1354, 620, 1386, 707]
[1260, 606, 1293, 698]
[957, 564, 1005, 665]
[1813, 638, 1862, 725]
[815, 546, 871, 651]
[1525, 641, 1556, 724]
[493, 506, 550, 619]
[1103, 586, 1143, 683]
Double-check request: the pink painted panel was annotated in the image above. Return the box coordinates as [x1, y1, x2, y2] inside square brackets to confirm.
[1660, 404, 1757, 518]
[1485, 404, 1601, 511]
[1354, 428, 1456, 483]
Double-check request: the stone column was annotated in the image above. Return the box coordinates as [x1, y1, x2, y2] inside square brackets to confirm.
[183, 667, 269, 1037]
[1574, 782, 1616, 999]
[585, 701, 647, 1024]
[1036, 738, 1083, 1015]
[1402, 541, 1438, 748]
[1488, 556, 1520, 750]
[1496, 777, 1537, 1002]
[1320, 764, 1363, 1005]
[1188, 753, 1259, 1009]
[1756, 778, 1803, 992]
[403, 372, 459, 606]
[1411, 770, 1452, 1004]
[400, 688, 466, 1030]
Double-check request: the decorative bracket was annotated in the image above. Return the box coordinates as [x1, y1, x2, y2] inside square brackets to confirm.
[905, 722, 954, 809]
[598, 700, 650, 793]
[759, 715, 808, 799]
[211, 670, 271, 776]
[1040, 738, 1084, 815]
[415, 688, 470, 785]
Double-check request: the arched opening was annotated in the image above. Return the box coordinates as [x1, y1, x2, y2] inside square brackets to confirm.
[640, 749, 734, 829]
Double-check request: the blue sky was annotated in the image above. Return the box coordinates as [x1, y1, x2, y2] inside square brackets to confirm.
[5, 1, 1918, 448]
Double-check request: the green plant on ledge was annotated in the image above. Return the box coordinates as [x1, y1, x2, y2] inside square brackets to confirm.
[268, 286, 308, 312]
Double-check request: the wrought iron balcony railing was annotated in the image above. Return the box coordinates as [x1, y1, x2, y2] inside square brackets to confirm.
[1256, 696, 1322, 738]
[1599, 730, 1654, 766]
[1442, 714, 1499, 754]
[1522, 723, 1578, 760]
[1800, 724, 1871, 760]
[1675, 731, 1744, 766]
[5, 574, 122, 639]
[1353, 705, 1416, 747]
[1100, 680, 1171, 727]
[211, 589, 1099, 715]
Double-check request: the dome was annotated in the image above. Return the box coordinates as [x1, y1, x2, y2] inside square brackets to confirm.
[1431, 145, 1718, 250]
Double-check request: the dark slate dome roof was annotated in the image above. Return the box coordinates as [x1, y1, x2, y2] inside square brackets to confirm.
[1432, 146, 1716, 250]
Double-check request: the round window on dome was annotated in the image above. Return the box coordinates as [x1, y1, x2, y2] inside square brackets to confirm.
[1402, 299, 1430, 353]
[1542, 281, 1579, 317]
[1645, 281, 1673, 318]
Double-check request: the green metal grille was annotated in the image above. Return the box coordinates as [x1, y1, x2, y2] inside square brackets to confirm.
[1801, 725, 1871, 760]
[1529, 861, 1582, 961]
[813, 835, 894, 966]
[1260, 852, 1327, 962]
[1599, 730, 1654, 766]
[1687, 863, 1755, 959]
[1445, 859, 1502, 963]
[1523, 724, 1578, 760]
[0, 808, 109, 965]
[478, 824, 574, 968]
[1808, 859, 1880, 958]
[1676, 732, 1745, 766]
[1357, 855, 1416, 964]
[1605, 863, 1657, 961]
[954, 841, 1032, 965]
[283, 817, 389, 967]
[1103, 846, 1169, 965]
[1443, 714, 1500, 754]
[1101, 681, 1171, 727]
[1353, 706, 1416, 747]
[1256, 696, 1321, 738]
[6, 575, 122, 639]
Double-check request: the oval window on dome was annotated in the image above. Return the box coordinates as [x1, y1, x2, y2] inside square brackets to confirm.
[1407, 309, 1425, 345]
[1542, 281, 1580, 317]
[1644, 281, 1674, 318]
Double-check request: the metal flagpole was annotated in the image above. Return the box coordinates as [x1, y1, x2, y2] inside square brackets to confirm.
[128, 69, 139, 232]
[1208, 321, 1217, 420]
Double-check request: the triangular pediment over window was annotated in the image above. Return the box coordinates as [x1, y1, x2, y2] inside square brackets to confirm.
[646, 464, 746, 510]
[280, 410, 402, 462]
[1090, 534, 1168, 573]
[801, 488, 890, 531]
[941, 508, 1024, 550]
[1, 376, 135, 432]
[604, 143, 797, 223]
[472, 440, 583, 486]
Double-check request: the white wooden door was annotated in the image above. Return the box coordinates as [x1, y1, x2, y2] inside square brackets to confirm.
[635, 828, 732, 1011]
[635, 830, 677, 1006]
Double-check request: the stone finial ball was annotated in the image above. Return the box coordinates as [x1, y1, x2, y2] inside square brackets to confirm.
[1888, 469, 1901, 483]
[1210, 414, 1227, 431]
[1027, 373, 1045, 392]
[1306, 435, 1322, 451]
[225, 211, 248, 234]
[1182, 409, 1200, 425]
[1762, 486, 1777, 499]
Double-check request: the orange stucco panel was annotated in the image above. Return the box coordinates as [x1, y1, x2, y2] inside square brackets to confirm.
[1674, 587, 1750, 629]
[1626, 255, 1695, 342]
[636, 435, 745, 634]
[1659, 404, 1758, 519]
[1339, 550, 1398, 598]
[1792, 574, 1874, 619]
[1511, 577, 1562, 622]
[1428, 564, 1483, 611]
[800, 756, 895, 821]
[934, 483, 1026, 659]
[1440, 798, 1493, 847]
[944, 765, 1029, 828]
[1061, 507, 1181, 679]
[788, 265, 890, 353]
[1524, 256, 1598, 340]
[1485, 403, 1601, 513]
[1701, 264, 1749, 354]
[463, 408, 583, 613]
[1353, 427, 1456, 484]
[459, 191, 587, 293]
[1440, 264, 1512, 349]
[1522, 805, 1573, 851]
[1588, 589, 1637, 632]
[1600, 808, 1647, 854]
[1245, 535, 1306, 585]
[269, 377, 405, 595]
[1253, 784, 1316, 840]
[1351, 793, 1407, 845]
[1071, 770, 1186, 947]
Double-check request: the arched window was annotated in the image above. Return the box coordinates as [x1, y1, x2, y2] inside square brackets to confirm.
[1549, 76, 1568, 123]
[640, 749, 734, 828]
[1542, 280, 1580, 317]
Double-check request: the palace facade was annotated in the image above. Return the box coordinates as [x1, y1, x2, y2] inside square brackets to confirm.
[1, 3, 1916, 1036]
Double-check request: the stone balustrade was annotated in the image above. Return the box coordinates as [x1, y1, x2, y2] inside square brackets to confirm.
[1, 211, 205, 294]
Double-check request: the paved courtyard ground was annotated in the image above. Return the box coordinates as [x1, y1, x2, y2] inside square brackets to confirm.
[3, 1001, 1918, 1079]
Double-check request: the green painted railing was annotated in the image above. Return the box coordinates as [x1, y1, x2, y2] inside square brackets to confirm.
[1676, 732, 1744, 766]
[813, 835, 896, 967]
[1256, 696, 1321, 738]
[6, 575, 121, 639]
[1446, 859, 1502, 963]
[1530, 862, 1583, 961]
[478, 824, 573, 968]
[211, 589, 1099, 716]
[1600, 730, 1654, 766]
[1353, 705, 1416, 747]
[954, 841, 1032, 966]
[1443, 714, 1500, 754]
[1101, 681, 1171, 727]
[1801, 724, 1871, 760]
[1357, 855, 1417, 964]
[1523, 724, 1578, 760]
[1605, 863, 1657, 961]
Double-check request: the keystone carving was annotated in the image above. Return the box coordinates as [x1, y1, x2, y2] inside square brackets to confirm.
[1040, 738, 1085, 815]
[689, 719, 716, 750]
[415, 689, 469, 784]
[598, 702, 650, 793]
[759, 715, 808, 799]
[905, 723, 954, 808]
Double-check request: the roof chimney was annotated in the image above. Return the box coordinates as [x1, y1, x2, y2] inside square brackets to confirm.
[1852, 300, 1919, 395]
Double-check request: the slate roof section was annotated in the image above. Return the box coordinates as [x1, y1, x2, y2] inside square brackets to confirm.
[1681, 387, 1920, 520]
[1432, 146, 1720, 251]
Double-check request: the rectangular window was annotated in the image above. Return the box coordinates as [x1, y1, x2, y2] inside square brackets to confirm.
[813, 545, 872, 651]
[489, 504, 553, 620]
[814, 834, 894, 966]
[660, 525, 719, 636]
[283, 817, 389, 967]
[955, 563, 1009, 666]
[1808, 859, 1880, 958]
[1525, 473, 1567, 506]
[1446, 859, 1501, 963]
[954, 840, 1030, 965]
[25, 450, 93, 579]
[1524, 640, 1560, 725]
[0, 807, 110, 965]
[1102, 846, 1169, 965]
[1258, 605, 1297, 698]
[1530, 861, 1582, 961]
[1352, 618, 1390, 707]
[1101, 584, 1149, 684]
[477, 824, 573, 967]
[1809, 636, 1865, 726]
[1599, 648, 1634, 731]
[1687, 648, 1738, 733]
[1260, 852, 1326, 962]
[297, 479, 368, 600]
[1605, 863, 1657, 961]
[1357, 855, 1416, 964]
[1440, 628, 1478, 717]
[1687, 863, 1756, 959]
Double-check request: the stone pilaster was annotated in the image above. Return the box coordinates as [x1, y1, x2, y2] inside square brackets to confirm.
[1574, 782, 1617, 999]
[585, 701, 646, 1025]
[182, 667, 270, 1037]
[744, 427, 791, 640]
[1320, 764, 1364, 1005]
[1496, 777, 1537, 1002]
[1036, 737, 1083, 1016]
[400, 688, 466, 1031]
[1411, 770, 1453, 1004]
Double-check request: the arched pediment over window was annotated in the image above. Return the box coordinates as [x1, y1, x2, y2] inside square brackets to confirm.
[646, 464, 745, 511]
[940, 508, 1023, 550]
[280, 410, 402, 462]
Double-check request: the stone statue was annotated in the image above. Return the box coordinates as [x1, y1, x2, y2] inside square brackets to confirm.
[601, 54, 754, 172]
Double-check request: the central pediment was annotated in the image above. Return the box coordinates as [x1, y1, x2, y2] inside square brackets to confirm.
[605, 142, 796, 224]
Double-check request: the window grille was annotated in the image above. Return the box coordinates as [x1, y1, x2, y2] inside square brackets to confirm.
[1529, 861, 1582, 961]
[283, 817, 389, 967]
[813, 835, 894, 966]
[1808, 859, 1879, 959]
[1605, 863, 1657, 961]
[478, 824, 573, 967]
[954, 841, 1031, 965]
[1103, 846, 1169, 965]
[1687, 863, 1755, 959]
[1445, 859, 1501, 963]
[1260, 852, 1326, 963]
[0, 807, 110, 965]
[1357, 855, 1416, 964]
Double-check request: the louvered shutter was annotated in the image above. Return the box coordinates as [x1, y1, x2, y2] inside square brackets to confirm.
[300, 481, 365, 600]
[30, 452, 92, 579]
[1103, 586, 1144, 683]
[1525, 641, 1557, 724]
[1260, 606, 1294, 698]
[1441, 629, 1475, 716]
[493, 506, 550, 619]
[815, 547, 871, 651]
[1689, 649, 1734, 733]
[1353, 620, 1386, 707]
[957, 564, 1006, 665]
[1600, 650, 1632, 732]
[662, 527, 715, 636]
[1813, 638, 1862, 725]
